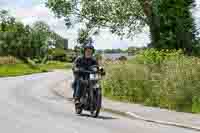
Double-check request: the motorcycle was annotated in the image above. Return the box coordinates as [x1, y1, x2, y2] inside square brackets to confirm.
[73, 65, 105, 117]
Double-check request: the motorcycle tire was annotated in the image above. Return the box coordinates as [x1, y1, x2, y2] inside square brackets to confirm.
[91, 88, 102, 118]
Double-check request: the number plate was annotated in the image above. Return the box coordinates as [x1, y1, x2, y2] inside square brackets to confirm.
[90, 74, 96, 79]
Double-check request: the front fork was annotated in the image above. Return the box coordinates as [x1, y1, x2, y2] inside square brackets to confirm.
[89, 82, 100, 111]
[89, 84, 94, 112]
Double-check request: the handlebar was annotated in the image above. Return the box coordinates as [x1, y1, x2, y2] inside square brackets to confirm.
[74, 69, 93, 74]
[73, 65, 105, 75]
[73, 67, 96, 74]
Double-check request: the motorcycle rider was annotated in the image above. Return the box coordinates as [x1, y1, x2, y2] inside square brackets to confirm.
[72, 39, 98, 104]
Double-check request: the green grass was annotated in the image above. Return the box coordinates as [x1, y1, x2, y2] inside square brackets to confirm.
[102, 49, 200, 114]
[0, 61, 72, 77]
[0, 64, 42, 77]
[39, 61, 72, 71]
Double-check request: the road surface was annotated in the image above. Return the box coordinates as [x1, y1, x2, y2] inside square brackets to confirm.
[0, 71, 198, 133]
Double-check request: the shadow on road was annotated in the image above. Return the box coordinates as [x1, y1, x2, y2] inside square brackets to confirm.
[80, 113, 118, 120]
[66, 98, 118, 120]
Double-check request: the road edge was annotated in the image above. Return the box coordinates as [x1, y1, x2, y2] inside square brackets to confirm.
[51, 81, 200, 132]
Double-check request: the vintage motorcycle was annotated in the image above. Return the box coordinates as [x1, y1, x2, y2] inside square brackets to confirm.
[73, 65, 105, 117]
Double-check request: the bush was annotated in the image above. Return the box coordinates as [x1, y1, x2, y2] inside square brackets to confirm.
[0, 56, 20, 65]
[102, 49, 200, 113]
[49, 48, 67, 62]
[118, 56, 127, 61]
[65, 53, 76, 62]
[26, 58, 38, 69]
[95, 53, 102, 60]
[33, 58, 42, 64]
[134, 48, 183, 65]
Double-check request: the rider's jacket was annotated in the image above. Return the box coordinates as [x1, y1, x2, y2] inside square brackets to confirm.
[72, 56, 98, 77]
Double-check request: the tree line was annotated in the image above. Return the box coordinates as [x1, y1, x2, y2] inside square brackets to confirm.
[96, 47, 143, 54]
[0, 9, 67, 62]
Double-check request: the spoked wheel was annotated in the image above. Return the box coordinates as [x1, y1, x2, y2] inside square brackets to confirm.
[91, 89, 102, 118]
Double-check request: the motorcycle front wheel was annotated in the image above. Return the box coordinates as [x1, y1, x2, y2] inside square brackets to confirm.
[91, 88, 102, 118]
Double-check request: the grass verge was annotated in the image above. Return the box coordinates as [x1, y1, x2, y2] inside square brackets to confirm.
[0, 63, 42, 77]
[39, 61, 72, 71]
[0, 61, 72, 77]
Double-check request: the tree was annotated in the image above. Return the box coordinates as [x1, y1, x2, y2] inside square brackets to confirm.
[32, 21, 52, 58]
[32, 21, 51, 46]
[0, 20, 32, 58]
[77, 28, 89, 45]
[0, 9, 16, 32]
[46, 0, 146, 38]
[33, 21, 68, 49]
[151, 0, 196, 55]
[50, 32, 65, 49]
[0, 12, 46, 59]
[0, 10, 70, 61]
[33, 21, 50, 33]
[46, 0, 197, 55]
[0, 10, 13, 31]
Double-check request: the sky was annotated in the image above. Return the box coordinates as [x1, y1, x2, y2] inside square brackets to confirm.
[0, 0, 200, 49]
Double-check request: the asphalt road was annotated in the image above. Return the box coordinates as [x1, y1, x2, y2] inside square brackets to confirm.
[0, 71, 198, 133]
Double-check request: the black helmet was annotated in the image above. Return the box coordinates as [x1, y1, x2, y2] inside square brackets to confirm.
[83, 43, 94, 50]
[82, 37, 95, 54]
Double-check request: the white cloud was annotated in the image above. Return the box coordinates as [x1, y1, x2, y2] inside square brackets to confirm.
[16, 5, 49, 18]
[194, 0, 200, 29]
[93, 29, 150, 49]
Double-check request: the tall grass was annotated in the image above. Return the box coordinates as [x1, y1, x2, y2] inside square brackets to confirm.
[102, 49, 200, 113]
[0, 56, 20, 65]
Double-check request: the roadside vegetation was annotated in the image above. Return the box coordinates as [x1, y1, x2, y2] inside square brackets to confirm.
[102, 49, 200, 113]
[0, 56, 72, 77]
[0, 10, 73, 77]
